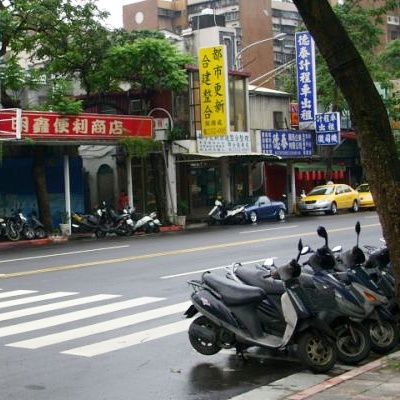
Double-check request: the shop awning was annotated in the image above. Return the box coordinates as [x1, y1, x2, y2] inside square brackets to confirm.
[294, 162, 346, 172]
[175, 152, 282, 163]
[294, 162, 346, 181]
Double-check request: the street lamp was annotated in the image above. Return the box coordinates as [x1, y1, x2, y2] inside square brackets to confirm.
[234, 32, 286, 70]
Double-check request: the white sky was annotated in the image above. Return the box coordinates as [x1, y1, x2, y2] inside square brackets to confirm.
[96, 0, 133, 28]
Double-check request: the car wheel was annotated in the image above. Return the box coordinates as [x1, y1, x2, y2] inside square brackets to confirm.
[350, 200, 359, 213]
[249, 211, 258, 223]
[277, 208, 286, 221]
[329, 202, 337, 215]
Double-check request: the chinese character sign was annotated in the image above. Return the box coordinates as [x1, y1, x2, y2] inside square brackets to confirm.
[198, 45, 229, 137]
[197, 132, 250, 154]
[0, 111, 153, 140]
[260, 130, 314, 157]
[315, 112, 341, 145]
[295, 32, 317, 130]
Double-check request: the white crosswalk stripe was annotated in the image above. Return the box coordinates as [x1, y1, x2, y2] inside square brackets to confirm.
[8, 301, 191, 349]
[0, 289, 190, 358]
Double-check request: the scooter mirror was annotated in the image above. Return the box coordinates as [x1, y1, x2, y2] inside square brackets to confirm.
[317, 226, 329, 247]
[263, 258, 275, 267]
[300, 245, 312, 255]
[317, 226, 328, 239]
[331, 245, 342, 253]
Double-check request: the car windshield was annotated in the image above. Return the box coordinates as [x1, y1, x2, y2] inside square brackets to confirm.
[238, 196, 258, 205]
[357, 184, 370, 193]
[308, 186, 334, 196]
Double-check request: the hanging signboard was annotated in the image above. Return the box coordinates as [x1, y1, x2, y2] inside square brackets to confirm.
[315, 112, 341, 145]
[260, 130, 314, 157]
[198, 45, 230, 137]
[295, 32, 317, 130]
[0, 110, 153, 140]
[197, 132, 251, 153]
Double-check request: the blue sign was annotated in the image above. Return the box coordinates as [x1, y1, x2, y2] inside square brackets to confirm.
[295, 32, 317, 130]
[260, 130, 314, 157]
[315, 112, 341, 145]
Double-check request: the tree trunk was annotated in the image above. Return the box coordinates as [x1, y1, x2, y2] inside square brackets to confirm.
[32, 147, 53, 231]
[292, 0, 400, 300]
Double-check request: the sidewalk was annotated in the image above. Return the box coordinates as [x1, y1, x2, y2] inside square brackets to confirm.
[233, 350, 400, 400]
[288, 351, 400, 400]
[0, 221, 208, 250]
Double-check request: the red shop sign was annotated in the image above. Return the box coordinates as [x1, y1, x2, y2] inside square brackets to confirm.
[0, 110, 153, 141]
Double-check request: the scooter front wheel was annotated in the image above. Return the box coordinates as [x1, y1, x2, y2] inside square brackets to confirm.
[35, 227, 47, 239]
[95, 229, 106, 238]
[297, 331, 337, 373]
[334, 321, 371, 365]
[188, 316, 221, 355]
[368, 319, 399, 354]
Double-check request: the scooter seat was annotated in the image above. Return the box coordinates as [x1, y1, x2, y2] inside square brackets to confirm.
[235, 265, 285, 295]
[203, 272, 267, 306]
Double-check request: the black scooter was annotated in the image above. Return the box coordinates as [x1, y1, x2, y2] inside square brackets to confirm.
[184, 240, 337, 373]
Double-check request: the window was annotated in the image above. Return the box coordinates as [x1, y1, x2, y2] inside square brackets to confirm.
[273, 111, 284, 129]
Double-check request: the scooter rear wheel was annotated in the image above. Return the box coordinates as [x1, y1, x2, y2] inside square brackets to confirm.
[188, 316, 221, 356]
[334, 321, 371, 365]
[297, 331, 337, 373]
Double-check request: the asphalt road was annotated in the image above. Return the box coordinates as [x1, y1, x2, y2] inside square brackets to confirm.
[0, 211, 383, 400]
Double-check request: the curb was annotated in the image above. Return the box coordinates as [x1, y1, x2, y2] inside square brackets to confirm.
[286, 358, 384, 400]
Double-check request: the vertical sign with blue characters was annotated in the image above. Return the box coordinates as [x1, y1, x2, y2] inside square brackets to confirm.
[295, 32, 317, 130]
[315, 112, 341, 145]
[260, 130, 314, 157]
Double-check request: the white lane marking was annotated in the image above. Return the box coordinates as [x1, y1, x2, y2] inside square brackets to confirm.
[0, 292, 77, 309]
[160, 259, 265, 279]
[0, 294, 120, 322]
[0, 297, 163, 338]
[0, 290, 37, 299]
[8, 301, 191, 349]
[62, 319, 192, 357]
[0, 245, 130, 264]
[239, 225, 299, 234]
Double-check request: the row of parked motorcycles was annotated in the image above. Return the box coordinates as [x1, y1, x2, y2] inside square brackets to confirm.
[0, 209, 47, 241]
[184, 221, 398, 373]
[72, 201, 161, 238]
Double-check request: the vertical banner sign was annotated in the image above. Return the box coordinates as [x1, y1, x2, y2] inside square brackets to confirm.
[198, 45, 229, 137]
[315, 112, 341, 145]
[295, 32, 317, 130]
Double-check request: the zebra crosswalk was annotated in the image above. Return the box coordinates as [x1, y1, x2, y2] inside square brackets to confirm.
[0, 288, 191, 357]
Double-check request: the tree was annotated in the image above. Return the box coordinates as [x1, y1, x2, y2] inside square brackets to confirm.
[291, 1, 400, 302]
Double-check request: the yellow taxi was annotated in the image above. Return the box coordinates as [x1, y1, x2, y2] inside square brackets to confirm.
[298, 183, 360, 215]
[356, 183, 375, 209]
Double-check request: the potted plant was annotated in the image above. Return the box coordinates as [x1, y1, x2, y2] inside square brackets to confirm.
[59, 211, 71, 236]
[175, 199, 189, 226]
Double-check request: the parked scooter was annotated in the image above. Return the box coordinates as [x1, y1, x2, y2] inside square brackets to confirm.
[333, 222, 399, 353]
[127, 206, 161, 234]
[184, 239, 337, 373]
[306, 225, 399, 355]
[94, 202, 134, 238]
[71, 208, 102, 234]
[9, 209, 35, 240]
[29, 211, 47, 239]
[227, 251, 371, 365]
[208, 199, 246, 225]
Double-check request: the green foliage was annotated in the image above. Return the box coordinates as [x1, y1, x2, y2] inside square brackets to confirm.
[311, 0, 399, 114]
[103, 37, 195, 93]
[39, 79, 83, 115]
[118, 137, 162, 158]
[177, 199, 189, 215]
